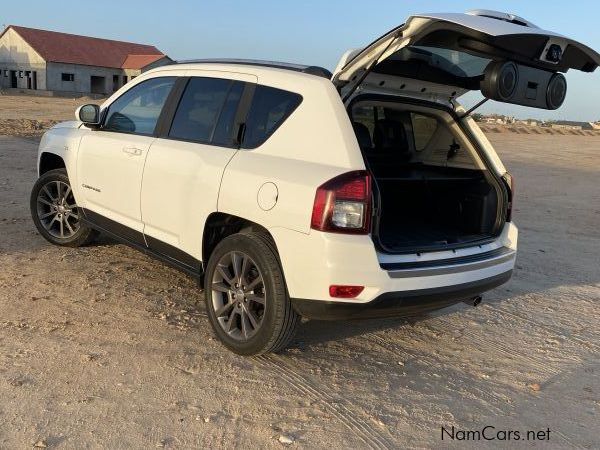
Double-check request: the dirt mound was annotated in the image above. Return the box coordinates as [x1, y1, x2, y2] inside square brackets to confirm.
[0, 119, 60, 137]
[478, 123, 600, 137]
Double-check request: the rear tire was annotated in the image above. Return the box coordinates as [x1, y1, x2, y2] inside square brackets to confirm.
[30, 169, 97, 247]
[204, 232, 299, 355]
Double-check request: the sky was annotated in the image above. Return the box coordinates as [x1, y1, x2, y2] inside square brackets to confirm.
[2, 0, 600, 121]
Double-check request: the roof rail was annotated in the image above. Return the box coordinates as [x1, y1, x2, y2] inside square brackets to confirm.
[174, 58, 333, 79]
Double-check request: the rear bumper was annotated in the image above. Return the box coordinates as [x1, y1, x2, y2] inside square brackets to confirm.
[270, 222, 518, 303]
[292, 270, 512, 320]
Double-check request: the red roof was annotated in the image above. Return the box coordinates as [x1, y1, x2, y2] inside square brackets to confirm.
[4, 25, 166, 69]
[121, 54, 167, 69]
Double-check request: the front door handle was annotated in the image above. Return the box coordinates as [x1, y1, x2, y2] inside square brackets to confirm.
[122, 146, 143, 156]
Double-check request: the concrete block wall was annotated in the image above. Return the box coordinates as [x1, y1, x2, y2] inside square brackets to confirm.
[46, 62, 129, 94]
[0, 28, 47, 90]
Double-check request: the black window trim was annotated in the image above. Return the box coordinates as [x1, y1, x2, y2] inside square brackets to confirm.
[154, 76, 189, 137]
[208, 79, 238, 143]
[156, 76, 254, 150]
[232, 82, 256, 147]
[97, 76, 177, 138]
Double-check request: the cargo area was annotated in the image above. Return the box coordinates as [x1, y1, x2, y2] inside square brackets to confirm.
[351, 100, 503, 253]
[374, 166, 499, 252]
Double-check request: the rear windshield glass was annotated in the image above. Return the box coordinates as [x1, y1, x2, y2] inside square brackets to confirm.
[242, 85, 302, 149]
[375, 46, 491, 89]
[408, 46, 491, 77]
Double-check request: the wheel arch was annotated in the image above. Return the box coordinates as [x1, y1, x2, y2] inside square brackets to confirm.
[202, 212, 278, 265]
[39, 152, 66, 175]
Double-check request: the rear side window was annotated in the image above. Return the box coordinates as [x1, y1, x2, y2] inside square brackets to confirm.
[169, 77, 243, 145]
[242, 85, 302, 149]
[104, 77, 175, 135]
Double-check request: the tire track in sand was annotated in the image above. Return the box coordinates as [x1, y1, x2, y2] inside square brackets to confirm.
[255, 354, 396, 450]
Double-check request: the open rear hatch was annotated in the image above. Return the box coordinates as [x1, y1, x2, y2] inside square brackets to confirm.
[336, 10, 599, 255]
[333, 10, 600, 109]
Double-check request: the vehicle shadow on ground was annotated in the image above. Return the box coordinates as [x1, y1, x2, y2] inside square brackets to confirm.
[288, 302, 472, 349]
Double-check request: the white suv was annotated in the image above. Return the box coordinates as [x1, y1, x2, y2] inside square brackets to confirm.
[30, 11, 599, 354]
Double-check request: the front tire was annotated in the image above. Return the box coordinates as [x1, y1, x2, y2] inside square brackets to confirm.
[30, 168, 97, 247]
[204, 232, 299, 355]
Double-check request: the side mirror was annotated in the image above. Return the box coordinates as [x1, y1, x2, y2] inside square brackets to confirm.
[76, 104, 101, 126]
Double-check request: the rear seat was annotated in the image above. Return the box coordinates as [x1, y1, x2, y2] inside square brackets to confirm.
[352, 119, 412, 176]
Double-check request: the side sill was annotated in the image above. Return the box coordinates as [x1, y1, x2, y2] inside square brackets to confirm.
[80, 208, 203, 281]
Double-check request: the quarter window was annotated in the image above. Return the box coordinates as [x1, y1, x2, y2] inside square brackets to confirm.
[169, 77, 242, 144]
[242, 85, 302, 149]
[411, 113, 438, 151]
[103, 77, 175, 135]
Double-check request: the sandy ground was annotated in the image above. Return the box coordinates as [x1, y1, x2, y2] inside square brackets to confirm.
[0, 94, 103, 121]
[0, 96, 599, 448]
[0, 94, 102, 136]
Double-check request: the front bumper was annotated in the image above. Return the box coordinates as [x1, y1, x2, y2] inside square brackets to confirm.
[292, 270, 512, 320]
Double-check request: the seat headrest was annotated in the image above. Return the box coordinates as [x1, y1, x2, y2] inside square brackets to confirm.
[373, 119, 409, 153]
[352, 122, 372, 150]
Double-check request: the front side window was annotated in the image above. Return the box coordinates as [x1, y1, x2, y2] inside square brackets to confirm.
[242, 85, 302, 149]
[169, 77, 242, 144]
[103, 77, 175, 135]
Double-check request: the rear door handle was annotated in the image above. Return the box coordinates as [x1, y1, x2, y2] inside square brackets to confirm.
[123, 146, 143, 156]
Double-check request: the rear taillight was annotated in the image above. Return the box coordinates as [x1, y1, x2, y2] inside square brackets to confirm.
[311, 171, 372, 234]
[502, 172, 515, 222]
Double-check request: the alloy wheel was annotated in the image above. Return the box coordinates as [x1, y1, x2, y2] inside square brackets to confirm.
[210, 251, 266, 341]
[36, 180, 80, 239]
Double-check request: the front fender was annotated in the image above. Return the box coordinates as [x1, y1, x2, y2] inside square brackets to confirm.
[37, 124, 89, 204]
